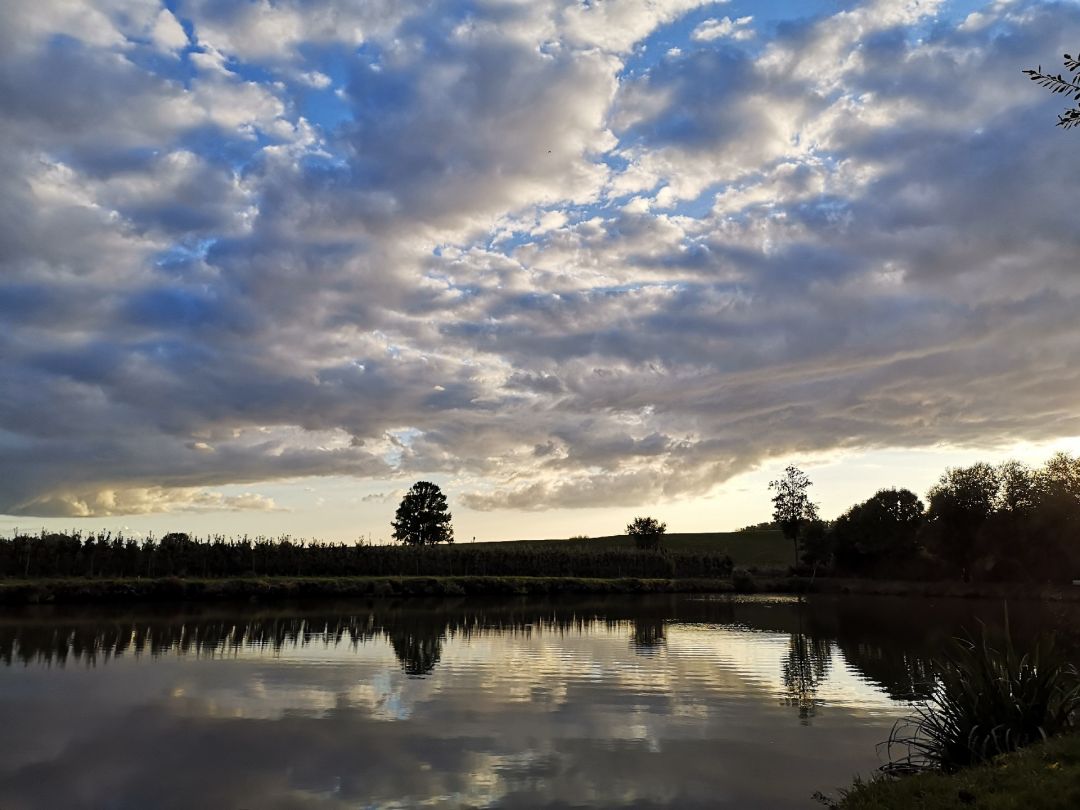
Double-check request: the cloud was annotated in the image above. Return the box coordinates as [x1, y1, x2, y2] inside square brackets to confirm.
[150, 8, 190, 54]
[0, 601, 900, 809]
[559, 0, 716, 53]
[3, 1, 1080, 517]
[13, 487, 282, 518]
[691, 16, 754, 42]
[174, 0, 414, 60]
[295, 70, 333, 89]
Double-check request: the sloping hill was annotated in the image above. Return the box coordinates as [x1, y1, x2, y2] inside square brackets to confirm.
[472, 530, 789, 568]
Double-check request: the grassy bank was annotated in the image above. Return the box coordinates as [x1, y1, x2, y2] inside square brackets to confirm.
[0, 574, 759, 604]
[2, 572, 1077, 605]
[833, 733, 1080, 809]
[2, 574, 1080, 604]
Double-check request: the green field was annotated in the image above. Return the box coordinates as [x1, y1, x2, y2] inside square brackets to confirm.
[473, 530, 791, 568]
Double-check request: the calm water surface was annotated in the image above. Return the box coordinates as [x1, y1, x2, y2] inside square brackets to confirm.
[1, 594, 1077, 809]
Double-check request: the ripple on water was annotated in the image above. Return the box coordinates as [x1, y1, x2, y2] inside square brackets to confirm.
[1, 594, 1077, 809]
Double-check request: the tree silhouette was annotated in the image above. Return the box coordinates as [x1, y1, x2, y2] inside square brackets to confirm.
[392, 481, 454, 546]
[799, 518, 831, 569]
[1024, 54, 1080, 129]
[925, 463, 999, 580]
[626, 516, 667, 550]
[832, 488, 925, 571]
[769, 466, 819, 568]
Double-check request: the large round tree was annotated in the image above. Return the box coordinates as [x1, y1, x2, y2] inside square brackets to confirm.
[392, 481, 454, 546]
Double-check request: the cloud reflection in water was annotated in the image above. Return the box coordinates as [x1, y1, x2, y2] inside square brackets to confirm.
[1, 595, 1076, 809]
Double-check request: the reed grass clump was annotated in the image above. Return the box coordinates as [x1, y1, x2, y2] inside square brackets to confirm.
[883, 621, 1080, 774]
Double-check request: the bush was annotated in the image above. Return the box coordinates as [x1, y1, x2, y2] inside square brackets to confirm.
[732, 567, 756, 593]
[626, 517, 667, 551]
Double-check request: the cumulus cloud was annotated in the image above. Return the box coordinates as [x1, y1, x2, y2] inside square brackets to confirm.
[2, 0, 1080, 517]
[692, 16, 754, 42]
[150, 8, 190, 54]
[15, 487, 282, 518]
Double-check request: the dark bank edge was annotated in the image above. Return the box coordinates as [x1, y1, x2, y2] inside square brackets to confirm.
[829, 732, 1080, 810]
[2, 575, 1079, 605]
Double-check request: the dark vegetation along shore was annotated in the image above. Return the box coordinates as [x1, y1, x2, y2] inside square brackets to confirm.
[3, 572, 1079, 606]
[2, 520, 1080, 607]
[0, 574, 744, 605]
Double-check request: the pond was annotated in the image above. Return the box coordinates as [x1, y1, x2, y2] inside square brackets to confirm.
[1, 594, 1077, 809]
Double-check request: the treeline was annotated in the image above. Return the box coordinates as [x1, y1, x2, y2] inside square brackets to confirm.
[803, 452, 1080, 583]
[0, 532, 734, 581]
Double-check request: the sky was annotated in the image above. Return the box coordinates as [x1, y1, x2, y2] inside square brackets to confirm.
[2, 0, 1080, 542]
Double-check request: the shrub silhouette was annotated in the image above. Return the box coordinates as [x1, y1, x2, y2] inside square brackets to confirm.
[626, 517, 666, 551]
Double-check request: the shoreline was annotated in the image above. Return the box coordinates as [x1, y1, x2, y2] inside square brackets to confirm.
[0, 575, 734, 605]
[1, 574, 1078, 605]
[831, 733, 1080, 809]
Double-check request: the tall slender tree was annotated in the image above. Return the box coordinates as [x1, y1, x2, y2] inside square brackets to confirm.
[769, 466, 819, 568]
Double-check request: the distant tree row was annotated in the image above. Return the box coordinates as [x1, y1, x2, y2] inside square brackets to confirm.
[781, 452, 1080, 583]
[0, 530, 733, 580]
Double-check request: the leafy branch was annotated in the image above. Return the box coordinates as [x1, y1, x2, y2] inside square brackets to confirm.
[1023, 53, 1080, 129]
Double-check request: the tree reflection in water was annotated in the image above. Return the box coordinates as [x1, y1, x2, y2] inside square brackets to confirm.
[630, 617, 666, 653]
[1, 595, 1076, 697]
[3, 595, 1078, 810]
[387, 623, 445, 677]
[780, 632, 833, 723]
[836, 643, 937, 702]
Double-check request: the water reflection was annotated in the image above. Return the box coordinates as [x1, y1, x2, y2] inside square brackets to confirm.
[0, 595, 1076, 809]
[386, 615, 446, 676]
[5, 595, 1073, 685]
[781, 633, 832, 722]
[631, 617, 666, 653]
